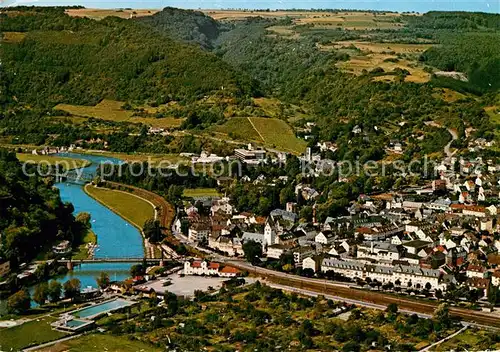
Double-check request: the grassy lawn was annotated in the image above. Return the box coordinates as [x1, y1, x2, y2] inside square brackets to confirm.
[212, 117, 263, 142]
[204, 10, 404, 31]
[432, 328, 498, 351]
[85, 185, 155, 229]
[72, 230, 97, 260]
[66, 8, 158, 20]
[55, 99, 184, 129]
[335, 53, 431, 83]
[37, 333, 162, 352]
[0, 316, 67, 351]
[16, 153, 91, 171]
[249, 117, 307, 154]
[1, 31, 27, 43]
[79, 150, 188, 166]
[183, 188, 221, 198]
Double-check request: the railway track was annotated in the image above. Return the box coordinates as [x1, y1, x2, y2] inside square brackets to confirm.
[230, 262, 500, 328]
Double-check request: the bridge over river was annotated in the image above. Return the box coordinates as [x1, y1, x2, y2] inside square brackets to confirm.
[35, 258, 166, 265]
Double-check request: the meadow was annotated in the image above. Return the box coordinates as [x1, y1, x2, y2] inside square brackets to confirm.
[16, 153, 91, 171]
[65, 8, 159, 20]
[433, 327, 500, 351]
[0, 31, 26, 43]
[55, 100, 184, 129]
[204, 10, 404, 30]
[333, 41, 433, 54]
[212, 117, 264, 142]
[79, 151, 188, 166]
[214, 116, 307, 154]
[85, 185, 155, 229]
[72, 229, 97, 260]
[336, 54, 431, 83]
[249, 117, 308, 154]
[0, 316, 67, 351]
[37, 333, 162, 352]
[183, 188, 221, 197]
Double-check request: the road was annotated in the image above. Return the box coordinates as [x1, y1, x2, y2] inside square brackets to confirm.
[418, 325, 468, 352]
[444, 128, 458, 158]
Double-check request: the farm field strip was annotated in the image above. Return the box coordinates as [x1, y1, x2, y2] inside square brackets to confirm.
[55, 100, 184, 128]
[16, 153, 91, 170]
[249, 117, 308, 154]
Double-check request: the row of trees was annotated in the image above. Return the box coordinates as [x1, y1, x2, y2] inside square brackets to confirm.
[7, 272, 112, 314]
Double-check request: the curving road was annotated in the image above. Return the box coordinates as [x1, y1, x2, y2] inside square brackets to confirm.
[444, 128, 458, 158]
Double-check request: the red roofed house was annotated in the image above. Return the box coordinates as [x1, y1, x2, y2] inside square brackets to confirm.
[466, 264, 487, 279]
[184, 260, 239, 277]
[219, 266, 240, 277]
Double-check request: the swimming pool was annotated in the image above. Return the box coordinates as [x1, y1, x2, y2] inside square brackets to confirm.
[65, 319, 89, 327]
[71, 298, 135, 319]
[51, 317, 94, 332]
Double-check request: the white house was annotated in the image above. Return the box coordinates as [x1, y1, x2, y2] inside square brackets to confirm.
[357, 242, 403, 262]
[188, 222, 210, 242]
[267, 244, 294, 260]
[321, 258, 364, 279]
[393, 265, 443, 290]
[315, 230, 336, 245]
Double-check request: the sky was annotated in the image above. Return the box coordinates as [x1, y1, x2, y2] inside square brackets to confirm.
[0, 0, 499, 13]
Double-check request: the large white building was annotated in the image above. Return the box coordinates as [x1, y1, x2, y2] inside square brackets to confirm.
[318, 258, 445, 290]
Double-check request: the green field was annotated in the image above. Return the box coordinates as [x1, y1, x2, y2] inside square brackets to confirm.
[433, 328, 500, 351]
[249, 117, 307, 154]
[72, 229, 97, 260]
[213, 117, 263, 141]
[38, 333, 161, 352]
[183, 188, 221, 197]
[16, 153, 91, 171]
[0, 316, 67, 351]
[485, 106, 500, 144]
[85, 185, 155, 229]
[214, 117, 307, 154]
[55, 99, 184, 129]
[79, 151, 188, 166]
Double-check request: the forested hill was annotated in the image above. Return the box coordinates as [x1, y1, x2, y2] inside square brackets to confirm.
[0, 7, 255, 107]
[0, 149, 78, 266]
[136, 7, 223, 49]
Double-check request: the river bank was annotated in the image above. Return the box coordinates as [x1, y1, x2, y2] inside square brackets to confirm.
[83, 184, 159, 259]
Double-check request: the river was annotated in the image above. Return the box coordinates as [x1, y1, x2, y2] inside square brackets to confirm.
[54, 153, 144, 281]
[1, 153, 144, 313]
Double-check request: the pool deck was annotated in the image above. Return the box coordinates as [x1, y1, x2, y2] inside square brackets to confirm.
[65, 297, 136, 320]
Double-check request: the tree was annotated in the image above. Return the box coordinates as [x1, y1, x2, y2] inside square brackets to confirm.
[96, 272, 110, 289]
[386, 303, 398, 315]
[7, 290, 31, 314]
[433, 303, 451, 326]
[242, 240, 262, 265]
[143, 219, 163, 243]
[130, 264, 145, 277]
[63, 278, 81, 301]
[487, 285, 499, 305]
[33, 282, 49, 306]
[435, 289, 443, 300]
[302, 268, 315, 278]
[48, 280, 62, 303]
[75, 212, 91, 228]
[342, 341, 360, 352]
